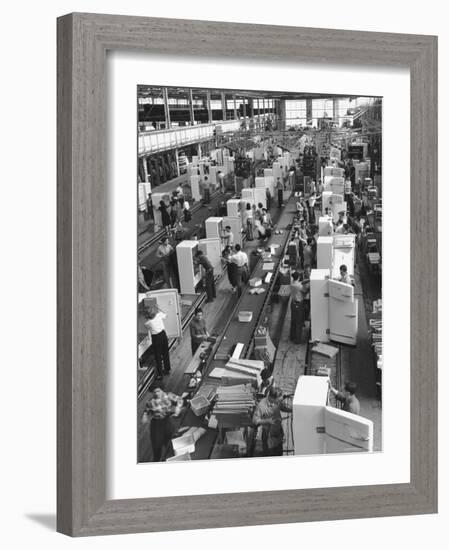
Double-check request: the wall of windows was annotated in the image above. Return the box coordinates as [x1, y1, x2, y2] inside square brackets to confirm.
[285, 97, 374, 128]
[285, 99, 307, 127]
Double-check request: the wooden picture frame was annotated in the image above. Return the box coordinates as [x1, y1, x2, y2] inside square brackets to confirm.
[57, 13, 438, 536]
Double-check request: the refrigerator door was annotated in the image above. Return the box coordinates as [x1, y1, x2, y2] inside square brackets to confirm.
[329, 296, 358, 345]
[324, 406, 373, 453]
[146, 289, 182, 339]
[310, 269, 331, 342]
[332, 236, 355, 277]
[199, 238, 222, 274]
[328, 279, 354, 302]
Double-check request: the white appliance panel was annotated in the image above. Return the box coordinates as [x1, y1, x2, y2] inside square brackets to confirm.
[317, 236, 333, 270]
[329, 297, 358, 345]
[145, 289, 182, 339]
[310, 269, 331, 342]
[324, 407, 373, 453]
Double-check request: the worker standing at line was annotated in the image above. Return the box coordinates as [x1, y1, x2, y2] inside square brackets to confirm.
[303, 237, 314, 269]
[307, 191, 320, 224]
[217, 170, 225, 193]
[156, 236, 174, 287]
[222, 225, 234, 248]
[257, 368, 275, 398]
[242, 203, 254, 241]
[328, 380, 360, 415]
[195, 249, 216, 303]
[301, 266, 312, 320]
[265, 187, 272, 210]
[289, 271, 306, 344]
[189, 307, 209, 355]
[276, 177, 284, 207]
[230, 244, 249, 297]
[141, 382, 183, 462]
[252, 387, 292, 456]
[222, 245, 238, 293]
[144, 306, 171, 380]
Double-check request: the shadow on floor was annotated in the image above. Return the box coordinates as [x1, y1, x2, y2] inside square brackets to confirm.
[25, 513, 56, 531]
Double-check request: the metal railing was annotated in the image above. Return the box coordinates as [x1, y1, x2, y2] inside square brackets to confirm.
[138, 117, 265, 156]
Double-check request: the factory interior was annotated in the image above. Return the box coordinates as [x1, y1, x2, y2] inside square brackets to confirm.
[137, 86, 382, 462]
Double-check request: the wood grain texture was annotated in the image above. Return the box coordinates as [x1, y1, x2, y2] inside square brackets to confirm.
[57, 12, 438, 537]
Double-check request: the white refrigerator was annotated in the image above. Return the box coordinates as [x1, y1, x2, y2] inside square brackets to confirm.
[293, 375, 373, 455]
[142, 288, 182, 346]
[176, 240, 201, 295]
[328, 279, 358, 346]
[205, 217, 223, 241]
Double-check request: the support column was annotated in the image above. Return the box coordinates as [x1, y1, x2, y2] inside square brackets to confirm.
[175, 149, 180, 177]
[188, 88, 195, 126]
[306, 99, 313, 126]
[221, 91, 226, 121]
[162, 87, 171, 129]
[142, 155, 149, 182]
[333, 98, 339, 125]
[233, 94, 238, 120]
[278, 99, 286, 131]
[256, 98, 260, 129]
[242, 97, 247, 119]
[206, 90, 212, 123]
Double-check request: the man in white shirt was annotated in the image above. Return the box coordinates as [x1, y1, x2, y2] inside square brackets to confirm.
[290, 271, 306, 344]
[156, 236, 174, 287]
[230, 244, 249, 296]
[144, 307, 171, 379]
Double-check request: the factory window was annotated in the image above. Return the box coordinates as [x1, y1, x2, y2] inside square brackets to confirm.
[285, 99, 307, 127]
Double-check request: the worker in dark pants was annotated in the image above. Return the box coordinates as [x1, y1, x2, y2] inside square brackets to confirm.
[141, 382, 183, 462]
[144, 306, 171, 379]
[276, 177, 284, 207]
[289, 271, 306, 344]
[195, 250, 216, 302]
[252, 387, 292, 456]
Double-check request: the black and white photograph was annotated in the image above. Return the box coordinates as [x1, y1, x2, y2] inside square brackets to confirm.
[137, 86, 383, 463]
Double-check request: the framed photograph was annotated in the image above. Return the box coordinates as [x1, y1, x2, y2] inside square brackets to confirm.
[57, 13, 437, 536]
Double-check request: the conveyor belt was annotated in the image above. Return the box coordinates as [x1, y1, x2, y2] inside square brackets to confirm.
[202, 196, 298, 383]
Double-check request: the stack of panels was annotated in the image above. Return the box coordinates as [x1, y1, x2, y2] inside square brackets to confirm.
[213, 384, 256, 427]
[211, 358, 265, 387]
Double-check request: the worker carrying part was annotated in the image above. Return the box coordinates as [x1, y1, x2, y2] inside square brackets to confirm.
[144, 305, 171, 380]
[141, 382, 184, 462]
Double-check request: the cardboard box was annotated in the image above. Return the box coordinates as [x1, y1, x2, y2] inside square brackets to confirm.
[238, 311, 253, 322]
